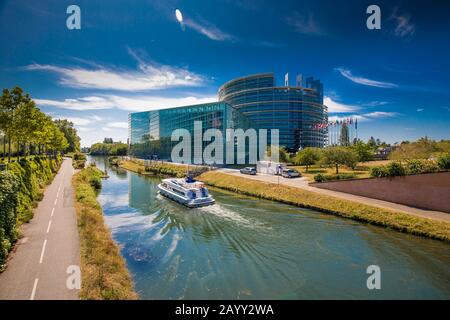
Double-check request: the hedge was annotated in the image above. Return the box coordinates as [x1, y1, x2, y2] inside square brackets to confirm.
[0, 156, 61, 268]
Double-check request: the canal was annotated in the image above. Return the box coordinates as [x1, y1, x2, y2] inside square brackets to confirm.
[91, 157, 450, 299]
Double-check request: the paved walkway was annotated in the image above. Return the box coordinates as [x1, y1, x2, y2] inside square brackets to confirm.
[218, 168, 450, 223]
[0, 158, 80, 300]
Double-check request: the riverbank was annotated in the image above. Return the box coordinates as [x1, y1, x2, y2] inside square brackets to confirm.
[117, 158, 209, 177]
[197, 171, 450, 242]
[72, 165, 138, 299]
[0, 156, 61, 269]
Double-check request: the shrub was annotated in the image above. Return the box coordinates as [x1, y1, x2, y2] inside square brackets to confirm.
[313, 173, 356, 182]
[0, 172, 19, 267]
[387, 161, 406, 176]
[405, 159, 425, 175]
[73, 153, 87, 161]
[370, 166, 390, 178]
[437, 153, 450, 170]
[89, 176, 102, 190]
[314, 174, 325, 182]
[0, 157, 60, 267]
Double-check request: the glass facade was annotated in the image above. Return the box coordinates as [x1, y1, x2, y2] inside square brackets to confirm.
[218, 73, 327, 150]
[129, 102, 251, 162]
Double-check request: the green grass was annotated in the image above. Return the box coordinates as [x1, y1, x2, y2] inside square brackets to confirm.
[73, 165, 138, 300]
[119, 159, 208, 177]
[198, 171, 450, 243]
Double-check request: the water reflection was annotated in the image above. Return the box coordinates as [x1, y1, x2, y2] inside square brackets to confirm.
[91, 156, 450, 299]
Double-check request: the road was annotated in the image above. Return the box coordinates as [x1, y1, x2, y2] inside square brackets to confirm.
[218, 168, 450, 223]
[0, 158, 80, 300]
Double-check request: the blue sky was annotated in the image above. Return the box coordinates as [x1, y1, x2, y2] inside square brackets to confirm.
[1, 0, 449, 147]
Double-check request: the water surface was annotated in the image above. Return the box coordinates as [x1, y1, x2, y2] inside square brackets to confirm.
[92, 157, 450, 299]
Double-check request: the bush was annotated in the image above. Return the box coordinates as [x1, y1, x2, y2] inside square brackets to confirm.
[437, 153, 450, 170]
[89, 176, 102, 190]
[405, 159, 425, 175]
[0, 157, 60, 267]
[73, 153, 86, 161]
[387, 161, 406, 176]
[0, 172, 19, 267]
[370, 166, 390, 178]
[313, 173, 356, 182]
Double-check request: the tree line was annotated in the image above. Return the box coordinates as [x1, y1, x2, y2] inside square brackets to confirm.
[0, 87, 80, 161]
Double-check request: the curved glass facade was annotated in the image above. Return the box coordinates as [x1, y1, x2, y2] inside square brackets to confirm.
[218, 73, 327, 150]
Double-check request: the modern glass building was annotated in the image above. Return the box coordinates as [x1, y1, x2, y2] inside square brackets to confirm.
[128, 102, 251, 162]
[129, 72, 327, 162]
[218, 73, 327, 150]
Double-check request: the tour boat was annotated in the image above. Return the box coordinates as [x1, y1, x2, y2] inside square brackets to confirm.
[157, 176, 215, 208]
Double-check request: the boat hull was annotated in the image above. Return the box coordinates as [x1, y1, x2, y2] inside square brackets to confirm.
[157, 183, 215, 208]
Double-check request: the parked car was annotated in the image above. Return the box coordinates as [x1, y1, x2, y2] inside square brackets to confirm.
[281, 169, 301, 178]
[240, 167, 257, 175]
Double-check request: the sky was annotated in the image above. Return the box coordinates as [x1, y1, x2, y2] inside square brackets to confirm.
[0, 0, 449, 147]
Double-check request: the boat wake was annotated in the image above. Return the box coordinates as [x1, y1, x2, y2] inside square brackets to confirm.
[197, 203, 270, 231]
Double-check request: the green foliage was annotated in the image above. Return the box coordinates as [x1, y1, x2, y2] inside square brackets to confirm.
[405, 159, 425, 175]
[295, 147, 321, 171]
[0, 172, 19, 267]
[90, 142, 128, 156]
[370, 166, 390, 178]
[313, 173, 356, 182]
[437, 153, 450, 170]
[389, 137, 449, 160]
[54, 119, 81, 153]
[0, 87, 74, 160]
[321, 146, 359, 174]
[370, 159, 443, 178]
[0, 157, 59, 267]
[387, 161, 406, 176]
[350, 141, 373, 162]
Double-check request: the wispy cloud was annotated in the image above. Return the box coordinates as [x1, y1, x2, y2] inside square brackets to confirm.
[335, 67, 398, 88]
[24, 49, 206, 91]
[416, 108, 424, 112]
[183, 15, 235, 41]
[286, 12, 324, 36]
[390, 8, 415, 38]
[329, 111, 399, 122]
[324, 96, 359, 113]
[35, 95, 217, 112]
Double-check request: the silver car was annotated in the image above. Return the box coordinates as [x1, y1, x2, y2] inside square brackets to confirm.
[281, 169, 301, 178]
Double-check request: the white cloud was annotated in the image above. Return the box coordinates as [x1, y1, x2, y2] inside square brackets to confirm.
[364, 111, 399, 118]
[324, 96, 359, 113]
[329, 111, 399, 122]
[36, 95, 217, 112]
[286, 12, 324, 35]
[24, 51, 206, 91]
[416, 108, 423, 112]
[184, 15, 234, 41]
[335, 67, 398, 88]
[106, 122, 128, 129]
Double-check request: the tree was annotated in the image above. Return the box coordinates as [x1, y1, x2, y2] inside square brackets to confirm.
[0, 87, 31, 161]
[340, 124, 350, 146]
[350, 141, 373, 162]
[321, 147, 359, 174]
[295, 147, 321, 172]
[54, 119, 81, 153]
